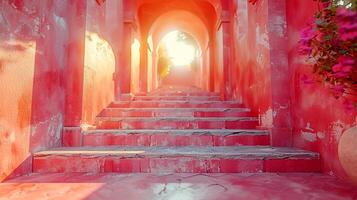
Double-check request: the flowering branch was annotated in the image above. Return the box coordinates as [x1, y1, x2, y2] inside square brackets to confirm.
[299, 0, 357, 109]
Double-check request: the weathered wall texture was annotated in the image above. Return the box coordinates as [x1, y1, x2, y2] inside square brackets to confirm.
[81, 0, 122, 125]
[0, 0, 71, 181]
[82, 32, 115, 125]
[232, 0, 272, 127]
[0, 39, 35, 181]
[286, 0, 357, 180]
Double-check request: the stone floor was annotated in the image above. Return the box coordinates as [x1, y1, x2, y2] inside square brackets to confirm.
[0, 173, 356, 200]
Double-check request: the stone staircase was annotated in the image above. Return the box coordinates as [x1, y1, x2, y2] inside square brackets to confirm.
[33, 86, 320, 173]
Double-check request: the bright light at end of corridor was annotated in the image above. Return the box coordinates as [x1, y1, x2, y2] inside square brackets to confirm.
[161, 31, 196, 66]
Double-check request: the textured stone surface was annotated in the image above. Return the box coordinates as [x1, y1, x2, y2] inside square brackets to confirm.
[1, 173, 357, 200]
[34, 146, 318, 158]
[81, 129, 270, 147]
[32, 146, 320, 173]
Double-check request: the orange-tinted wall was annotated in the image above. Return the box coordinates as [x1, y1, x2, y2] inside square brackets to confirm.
[131, 38, 141, 94]
[81, 0, 122, 125]
[0, 40, 35, 181]
[82, 32, 115, 125]
[0, 0, 76, 181]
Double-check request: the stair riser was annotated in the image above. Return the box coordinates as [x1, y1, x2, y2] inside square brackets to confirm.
[96, 120, 259, 129]
[33, 156, 320, 173]
[81, 134, 270, 146]
[134, 96, 221, 101]
[110, 102, 242, 108]
[145, 93, 219, 96]
[99, 110, 251, 117]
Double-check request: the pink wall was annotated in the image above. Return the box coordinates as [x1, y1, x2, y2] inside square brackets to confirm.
[81, 0, 118, 125]
[82, 32, 115, 125]
[232, 0, 272, 125]
[1, 0, 356, 183]
[0, 0, 79, 181]
[286, 0, 357, 180]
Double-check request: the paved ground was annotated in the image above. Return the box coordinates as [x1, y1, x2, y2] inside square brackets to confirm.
[0, 173, 356, 200]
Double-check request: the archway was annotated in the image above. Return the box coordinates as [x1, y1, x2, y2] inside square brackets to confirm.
[156, 31, 200, 88]
[145, 10, 211, 91]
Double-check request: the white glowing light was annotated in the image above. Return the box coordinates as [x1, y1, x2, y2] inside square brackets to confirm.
[161, 31, 196, 66]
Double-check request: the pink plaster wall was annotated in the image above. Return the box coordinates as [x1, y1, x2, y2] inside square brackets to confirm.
[232, 0, 272, 126]
[286, 0, 357, 180]
[82, 0, 118, 125]
[0, 0, 76, 181]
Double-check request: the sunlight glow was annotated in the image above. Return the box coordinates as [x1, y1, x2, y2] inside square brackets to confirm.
[337, 0, 352, 8]
[161, 31, 196, 66]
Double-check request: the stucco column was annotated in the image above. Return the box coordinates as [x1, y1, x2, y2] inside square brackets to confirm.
[152, 49, 158, 90]
[209, 40, 216, 92]
[117, 21, 133, 97]
[115, 0, 135, 100]
[267, 0, 292, 146]
[221, 21, 232, 100]
[139, 36, 148, 92]
[62, 0, 87, 146]
[63, 0, 87, 127]
[201, 47, 208, 90]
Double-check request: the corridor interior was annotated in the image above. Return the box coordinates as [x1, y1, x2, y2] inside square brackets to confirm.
[0, 0, 356, 199]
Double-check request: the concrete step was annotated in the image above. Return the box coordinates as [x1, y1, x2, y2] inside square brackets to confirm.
[33, 146, 320, 173]
[133, 95, 221, 101]
[99, 107, 251, 117]
[146, 91, 220, 97]
[95, 117, 259, 129]
[77, 129, 270, 147]
[109, 101, 243, 108]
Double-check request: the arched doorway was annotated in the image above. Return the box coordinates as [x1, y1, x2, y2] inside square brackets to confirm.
[144, 10, 212, 91]
[156, 31, 200, 88]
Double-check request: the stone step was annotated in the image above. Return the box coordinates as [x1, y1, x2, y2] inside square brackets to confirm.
[99, 108, 251, 117]
[95, 117, 259, 129]
[76, 129, 270, 147]
[109, 101, 243, 108]
[133, 95, 221, 101]
[146, 91, 220, 97]
[33, 146, 320, 173]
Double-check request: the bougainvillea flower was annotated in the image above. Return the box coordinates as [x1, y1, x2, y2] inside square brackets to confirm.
[338, 56, 355, 66]
[336, 7, 357, 41]
[300, 26, 315, 43]
[331, 56, 355, 78]
[299, 26, 315, 55]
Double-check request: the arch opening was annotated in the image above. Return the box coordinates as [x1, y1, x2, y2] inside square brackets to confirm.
[156, 30, 201, 88]
[145, 10, 211, 91]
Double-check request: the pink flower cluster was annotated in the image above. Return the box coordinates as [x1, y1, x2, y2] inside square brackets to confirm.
[298, 2, 357, 111]
[336, 7, 357, 41]
[332, 56, 355, 78]
[299, 25, 315, 55]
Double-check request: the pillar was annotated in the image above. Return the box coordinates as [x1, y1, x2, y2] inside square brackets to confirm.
[114, 0, 134, 100]
[209, 39, 216, 92]
[219, 2, 234, 100]
[268, 0, 292, 146]
[139, 36, 148, 92]
[62, 0, 87, 146]
[118, 21, 133, 96]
